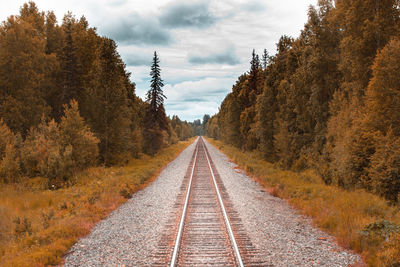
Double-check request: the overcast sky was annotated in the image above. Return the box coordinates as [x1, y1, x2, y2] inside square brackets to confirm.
[0, 0, 317, 121]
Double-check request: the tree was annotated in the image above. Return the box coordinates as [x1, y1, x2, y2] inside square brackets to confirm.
[0, 4, 55, 135]
[91, 38, 132, 165]
[369, 129, 400, 202]
[0, 120, 20, 183]
[59, 100, 99, 174]
[20, 101, 98, 185]
[147, 51, 166, 115]
[261, 49, 270, 70]
[332, 0, 400, 99]
[58, 14, 79, 119]
[143, 51, 168, 155]
[365, 38, 400, 136]
[248, 49, 261, 104]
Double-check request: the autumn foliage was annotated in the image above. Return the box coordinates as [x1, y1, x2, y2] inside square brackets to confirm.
[207, 0, 400, 204]
[0, 2, 194, 184]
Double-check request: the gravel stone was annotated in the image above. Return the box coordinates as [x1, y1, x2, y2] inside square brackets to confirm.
[203, 138, 362, 266]
[64, 138, 362, 266]
[63, 140, 197, 267]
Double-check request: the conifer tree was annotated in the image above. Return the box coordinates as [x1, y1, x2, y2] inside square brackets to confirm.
[143, 51, 168, 155]
[261, 49, 269, 70]
[92, 38, 132, 165]
[248, 49, 260, 97]
[147, 51, 166, 118]
[59, 14, 79, 118]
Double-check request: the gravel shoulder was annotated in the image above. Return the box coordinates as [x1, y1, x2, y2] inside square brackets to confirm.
[63, 139, 197, 267]
[203, 138, 361, 266]
[64, 137, 361, 266]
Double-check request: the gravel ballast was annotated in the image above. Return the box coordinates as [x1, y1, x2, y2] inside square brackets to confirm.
[64, 138, 361, 266]
[63, 139, 197, 266]
[203, 138, 361, 266]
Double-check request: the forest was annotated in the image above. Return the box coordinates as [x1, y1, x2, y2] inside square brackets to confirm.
[0, 2, 194, 187]
[206, 0, 400, 203]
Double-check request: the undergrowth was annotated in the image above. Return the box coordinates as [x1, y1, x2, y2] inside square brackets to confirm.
[0, 138, 194, 266]
[207, 138, 400, 267]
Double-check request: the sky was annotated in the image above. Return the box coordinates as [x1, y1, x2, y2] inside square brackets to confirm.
[0, 0, 317, 122]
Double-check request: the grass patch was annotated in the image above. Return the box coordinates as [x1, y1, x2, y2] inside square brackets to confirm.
[0, 138, 194, 267]
[207, 138, 400, 267]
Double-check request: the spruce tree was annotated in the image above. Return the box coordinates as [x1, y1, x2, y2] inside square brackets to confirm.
[143, 51, 168, 155]
[147, 51, 166, 119]
[261, 49, 269, 70]
[248, 49, 260, 94]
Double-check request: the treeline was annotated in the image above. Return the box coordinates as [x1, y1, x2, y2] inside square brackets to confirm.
[191, 115, 210, 136]
[206, 0, 400, 202]
[0, 2, 194, 186]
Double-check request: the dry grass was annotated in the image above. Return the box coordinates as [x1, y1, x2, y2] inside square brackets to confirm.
[0, 138, 194, 267]
[207, 138, 400, 267]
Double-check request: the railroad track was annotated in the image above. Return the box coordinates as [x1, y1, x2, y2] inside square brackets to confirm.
[153, 137, 267, 266]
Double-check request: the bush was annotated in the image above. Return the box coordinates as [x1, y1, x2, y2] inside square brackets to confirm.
[20, 100, 99, 186]
[0, 120, 20, 183]
[0, 119, 15, 159]
[21, 119, 73, 184]
[59, 100, 99, 173]
[369, 129, 400, 202]
[0, 144, 21, 183]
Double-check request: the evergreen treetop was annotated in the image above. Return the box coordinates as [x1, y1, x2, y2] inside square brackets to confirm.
[147, 51, 166, 111]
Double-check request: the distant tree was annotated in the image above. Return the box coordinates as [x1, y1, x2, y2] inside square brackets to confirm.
[202, 114, 210, 127]
[205, 115, 219, 139]
[248, 49, 261, 98]
[143, 52, 168, 155]
[261, 49, 270, 70]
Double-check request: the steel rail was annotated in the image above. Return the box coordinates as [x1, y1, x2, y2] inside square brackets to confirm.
[169, 140, 199, 267]
[201, 137, 245, 267]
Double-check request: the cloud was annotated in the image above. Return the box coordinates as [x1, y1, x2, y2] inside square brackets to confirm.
[188, 47, 240, 65]
[102, 14, 172, 45]
[241, 0, 267, 13]
[124, 53, 152, 66]
[159, 0, 217, 29]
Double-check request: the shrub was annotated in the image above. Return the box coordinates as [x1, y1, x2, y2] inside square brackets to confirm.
[20, 100, 99, 186]
[0, 144, 21, 183]
[59, 100, 99, 173]
[21, 119, 73, 184]
[369, 129, 400, 202]
[0, 120, 21, 182]
[0, 119, 15, 159]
